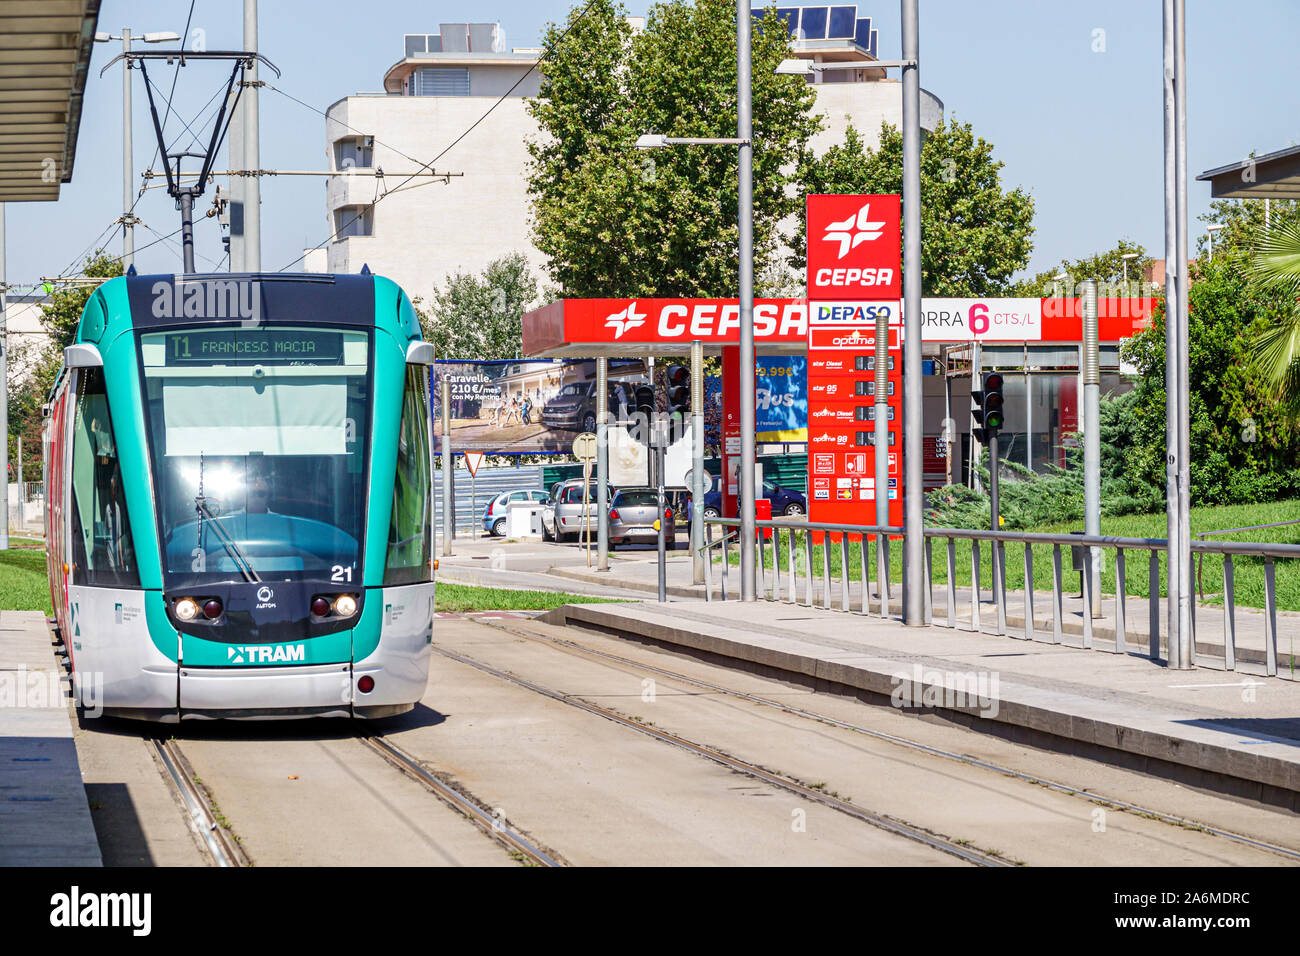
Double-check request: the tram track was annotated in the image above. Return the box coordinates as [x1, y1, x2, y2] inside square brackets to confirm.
[465, 614, 1300, 865]
[150, 738, 250, 867]
[427, 640, 1013, 867]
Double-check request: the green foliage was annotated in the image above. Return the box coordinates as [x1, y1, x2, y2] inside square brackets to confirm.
[526, 0, 820, 297]
[792, 118, 1036, 295]
[39, 249, 122, 350]
[413, 253, 539, 361]
[1013, 238, 1154, 298]
[1122, 255, 1300, 506]
[434, 582, 623, 612]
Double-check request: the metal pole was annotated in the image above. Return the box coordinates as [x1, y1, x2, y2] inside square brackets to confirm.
[874, 297, 889, 605]
[1174, 0, 1192, 666]
[690, 340, 705, 585]
[901, 0, 924, 624]
[441, 380, 453, 557]
[0, 202, 7, 550]
[1162, 0, 1182, 666]
[596, 357, 609, 571]
[122, 29, 134, 268]
[178, 192, 196, 274]
[736, 0, 756, 601]
[656, 418, 667, 602]
[1083, 279, 1102, 617]
[243, 0, 261, 271]
[15, 436, 21, 532]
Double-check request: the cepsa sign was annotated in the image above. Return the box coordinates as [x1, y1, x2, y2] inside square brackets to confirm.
[806, 194, 902, 299]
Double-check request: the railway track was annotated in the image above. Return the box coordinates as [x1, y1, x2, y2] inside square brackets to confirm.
[151, 738, 249, 868]
[429, 641, 1013, 867]
[467, 614, 1300, 865]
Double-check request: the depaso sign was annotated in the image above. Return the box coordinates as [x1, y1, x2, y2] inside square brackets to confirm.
[920, 298, 1043, 342]
[806, 194, 902, 299]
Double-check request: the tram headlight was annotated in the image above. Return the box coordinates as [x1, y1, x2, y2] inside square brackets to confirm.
[175, 597, 199, 621]
[333, 594, 358, 618]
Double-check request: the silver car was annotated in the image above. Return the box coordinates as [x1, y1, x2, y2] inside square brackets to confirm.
[545, 479, 611, 543]
[609, 489, 675, 550]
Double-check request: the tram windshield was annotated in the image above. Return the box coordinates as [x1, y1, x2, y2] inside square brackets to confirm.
[139, 326, 370, 587]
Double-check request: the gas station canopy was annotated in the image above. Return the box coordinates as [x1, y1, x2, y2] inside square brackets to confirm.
[0, 0, 100, 201]
[1198, 144, 1300, 200]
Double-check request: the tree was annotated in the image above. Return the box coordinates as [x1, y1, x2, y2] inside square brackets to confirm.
[527, 0, 820, 298]
[793, 119, 1036, 295]
[1246, 214, 1300, 406]
[40, 249, 123, 350]
[1122, 255, 1300, 505]
[413, 254, 539, 360]
[1013, 238, 1154, 299]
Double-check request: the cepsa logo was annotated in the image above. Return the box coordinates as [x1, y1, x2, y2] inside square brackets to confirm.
[806, 194, 902, 299]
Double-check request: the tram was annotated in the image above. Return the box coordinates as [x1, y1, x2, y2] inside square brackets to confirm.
[42, 272, 435, 720]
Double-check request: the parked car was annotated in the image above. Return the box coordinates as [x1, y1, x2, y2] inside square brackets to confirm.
[543, 478, 613, 542]
[698, 479, 806, 520]
[483, 489, 548, 537]
[541, 380, 635, 434]
[609, 489, 675, 550]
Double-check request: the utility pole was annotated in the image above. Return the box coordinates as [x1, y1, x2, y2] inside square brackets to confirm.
[1083, 280, 1102, 617]
[122, 28, 134, 267]
[901, 0, 925, 625]
[736, 0, 757, 601]
[1174, 0, 1192, 666]
[243, 0, 261, 271]
[0, 202, 7, 551]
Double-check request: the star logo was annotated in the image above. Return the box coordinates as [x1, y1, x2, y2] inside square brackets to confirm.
[821, 202, 886, 258]
[604, 301, 647, 339]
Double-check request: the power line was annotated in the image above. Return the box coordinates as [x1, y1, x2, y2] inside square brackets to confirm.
[273, 0, 602, 272]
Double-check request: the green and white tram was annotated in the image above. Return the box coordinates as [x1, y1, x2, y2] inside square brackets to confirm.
[43, 272, 435, 719]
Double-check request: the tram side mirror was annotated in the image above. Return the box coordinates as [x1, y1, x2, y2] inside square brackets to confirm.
[64, 344, 104, 368]
[405, 341, 435, 365]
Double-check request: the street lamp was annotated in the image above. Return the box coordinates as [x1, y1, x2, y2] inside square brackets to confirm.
[1119, 252, 1140, 293]
[94, 29, 182, 268]
[1206, 224, 1225, 261]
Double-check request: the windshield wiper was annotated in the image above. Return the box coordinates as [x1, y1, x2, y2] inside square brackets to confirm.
[196, 498, 262, 584]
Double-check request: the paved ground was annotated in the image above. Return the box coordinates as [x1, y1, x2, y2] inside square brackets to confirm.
[0, 610, 100, 866]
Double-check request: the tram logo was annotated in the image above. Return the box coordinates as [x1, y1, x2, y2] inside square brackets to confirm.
[256, 586, 275, 609]
[227, 644, 305, 665]
[821, 202, 886, 257]
[604, 301, 647, 339]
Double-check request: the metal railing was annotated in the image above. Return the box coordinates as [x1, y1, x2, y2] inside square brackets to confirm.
[701, 517, 1300, 679]
[1196, 518, 1300, 601]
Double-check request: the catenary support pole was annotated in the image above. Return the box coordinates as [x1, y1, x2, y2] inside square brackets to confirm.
[901, 0, 924, 624]
[736, 0, 756, 601]
[1162, 0, 1183, 666]
[441, 380, 453, 557]
[690, 340, 705, 585]
[1174, 0, 1193, 666]
[122, 28, 134, 268]
[178, 192, 196, 273]
[242, 0, 261, 271]
[0, 202, 7, 550]
[596, 357, 609, 571]
[1083, 279, 1102, 617]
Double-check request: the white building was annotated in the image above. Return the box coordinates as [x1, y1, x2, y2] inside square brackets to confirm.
[311, 7, 943, 306]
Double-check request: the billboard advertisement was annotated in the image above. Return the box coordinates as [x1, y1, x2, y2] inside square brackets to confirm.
[755, 356, 807, 442]
[431, 359, 648, 455]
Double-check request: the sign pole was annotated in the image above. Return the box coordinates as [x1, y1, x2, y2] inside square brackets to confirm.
[596, 357, 610, 571]
[441, 380, 453, 557]
[901, 0, 925, 625]
[690, 340, 705, 585]
[736, 0, 757, 602]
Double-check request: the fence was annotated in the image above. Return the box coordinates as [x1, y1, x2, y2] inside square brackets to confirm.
[432, 465, 541, 537]
[702, 517, 1300, 679]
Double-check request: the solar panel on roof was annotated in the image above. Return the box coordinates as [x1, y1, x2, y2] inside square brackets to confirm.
[854, 17, 871, 50]
[828, 6, 856, 39]
[799, 6, 828, 39]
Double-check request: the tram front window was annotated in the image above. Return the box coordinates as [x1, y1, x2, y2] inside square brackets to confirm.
[138, 326, 370, 587]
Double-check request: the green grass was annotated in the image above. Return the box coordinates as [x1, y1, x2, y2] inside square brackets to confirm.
[715, 498, 1300, 611]
[435, 582, 624, 612]
[0, 547, 53, 614]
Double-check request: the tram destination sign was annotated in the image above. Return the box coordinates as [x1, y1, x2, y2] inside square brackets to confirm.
[163, 329, 344, 365]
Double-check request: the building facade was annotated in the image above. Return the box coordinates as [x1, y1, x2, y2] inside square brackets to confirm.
[310, 9, 944, 306]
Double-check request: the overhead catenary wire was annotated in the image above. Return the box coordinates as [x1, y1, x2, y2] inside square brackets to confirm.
[274, 0, 603, 273]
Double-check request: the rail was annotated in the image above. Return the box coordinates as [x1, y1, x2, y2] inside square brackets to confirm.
[701, 517, 1300, 679]
[1195, 518, 1300, 601]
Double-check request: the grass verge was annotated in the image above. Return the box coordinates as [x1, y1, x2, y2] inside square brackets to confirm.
[435, 581, 624, 613]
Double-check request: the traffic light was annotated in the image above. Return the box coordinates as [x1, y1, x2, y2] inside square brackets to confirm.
[634, 383, 656, 420]
[971, 371, 1005, 444]
[665, 364, 690, 421]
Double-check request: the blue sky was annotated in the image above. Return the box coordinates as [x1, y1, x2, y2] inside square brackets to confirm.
[5, 0, 1298, 293]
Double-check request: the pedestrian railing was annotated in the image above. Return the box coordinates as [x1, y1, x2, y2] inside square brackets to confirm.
[701, 517, 1300, 679]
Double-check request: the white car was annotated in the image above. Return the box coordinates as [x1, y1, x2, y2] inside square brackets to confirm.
[483, 489, 548, 537]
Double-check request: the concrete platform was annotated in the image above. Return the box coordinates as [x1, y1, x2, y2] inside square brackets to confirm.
[0, 610, 101, 866]
[541, 598, 1300, 811]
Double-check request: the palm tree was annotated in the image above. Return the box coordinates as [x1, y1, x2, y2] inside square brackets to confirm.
[1249, 220, 1300, 404]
